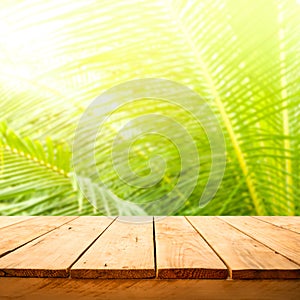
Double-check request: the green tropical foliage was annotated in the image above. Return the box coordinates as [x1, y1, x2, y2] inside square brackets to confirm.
[0, 0, 299, 216]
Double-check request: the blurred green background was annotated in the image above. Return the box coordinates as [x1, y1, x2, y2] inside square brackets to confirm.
[0, 0, 299, 216]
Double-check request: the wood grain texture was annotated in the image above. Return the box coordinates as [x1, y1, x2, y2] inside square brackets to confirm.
[0, 216, 114, 278]
[254, 216, 300, 234]
[220, 217, 300, 266]
[154, 217, 228, 279]
[187, 216, 300, 279]
[0, 216, 299, 284]
[1, 277, 299, 300]
[0, 216, 76, 258]
[71, 217, 155, 279]
[0, 216, 33, 229]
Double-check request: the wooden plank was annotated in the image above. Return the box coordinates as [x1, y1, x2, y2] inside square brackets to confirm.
[187, 216, 300, 279]
[154, 217, 228, 279]
[220, 216, 300, 266]
[0, 216, 114, 278]
[254, 216, 300, 234]
[71, 217, 155, 279]
[0, 216, 76, 258]
[0, 216, 33, 229]
[1, 278, 300, 300]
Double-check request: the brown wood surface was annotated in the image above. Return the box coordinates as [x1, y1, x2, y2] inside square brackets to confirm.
[0, 216, 77, 258]
[1, 277, 299, 300]
[154, 216, 228, 279]
[220, 216, 300, 266]
[0, 216, 33, 229]
[187, 216, 300, 279]
[0, 216, 299, 284]
[0, 216, 114, 277]
[254, 216, 300, 234]
[71, 217, 155, 279]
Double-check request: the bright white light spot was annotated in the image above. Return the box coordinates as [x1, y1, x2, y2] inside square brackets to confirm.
[239, 62, 246, 69]
[219, 80, 225, 86]
[215, 65, 224, 74]
[218, 3, 225, 10]
[242, 77, 250, 85]
[212, 53, 218, 60]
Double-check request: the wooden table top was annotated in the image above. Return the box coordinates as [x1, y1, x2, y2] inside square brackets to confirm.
[0, 216, 299, 280]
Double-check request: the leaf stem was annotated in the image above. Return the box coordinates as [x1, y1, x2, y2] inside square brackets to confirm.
[168, 1, 265, 214]
[278, 4, 294, 214]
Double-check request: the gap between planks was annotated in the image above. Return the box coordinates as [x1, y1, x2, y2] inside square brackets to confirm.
[0, 216, 79, 259]
[187, 216, 300, 279]
[154, 217, 228, 279]
[0, 216, 299, 280]
[0, 216, 34, 230]
[252, 216, 300, 234]
[220, 217, 300, 268]
[71, 216, 155, 279]
[0, 217, 115, 277]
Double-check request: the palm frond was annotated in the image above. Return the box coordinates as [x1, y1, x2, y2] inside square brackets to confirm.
[0, 0, 299, 215]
